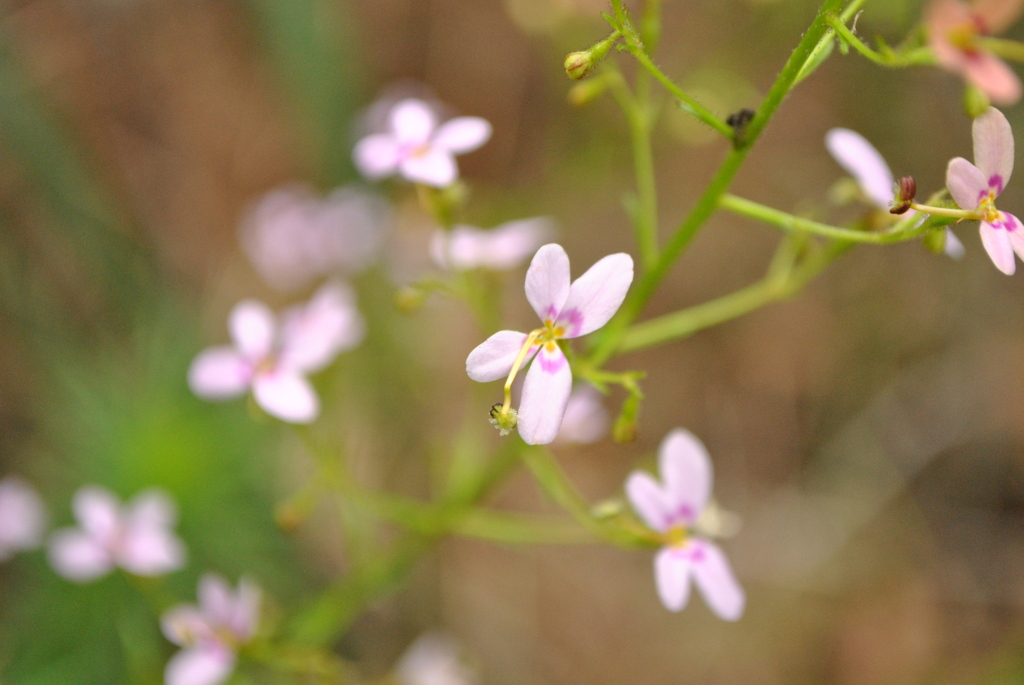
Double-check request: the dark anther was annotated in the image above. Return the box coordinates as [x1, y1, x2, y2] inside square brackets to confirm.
[489, 403, 503, 419]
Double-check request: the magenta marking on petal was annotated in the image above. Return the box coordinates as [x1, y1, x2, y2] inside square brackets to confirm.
[544, 304, 559, 321]
[999, 213, 1019, 231]
[555, 307, 584, 338]
[537, 349, 565, 374]
[689, 545, 706, 563]
[989, 174, 1005, 194]
[663, 504, 697, 529]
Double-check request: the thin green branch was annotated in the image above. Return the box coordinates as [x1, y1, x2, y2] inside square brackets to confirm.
[628, 50, 734, 139]
[826, 14, 936, 67]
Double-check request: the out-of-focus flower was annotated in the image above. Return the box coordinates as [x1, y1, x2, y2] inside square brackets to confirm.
[353, 98, 492, 188]
[162, 574, 260, 685]
[188, 281, 364, 423]
[429, 218, 554, 271]
[926, 0, 1024, 105]
[48, 486, 185, 582]
[946, 106, 1023, 273]
[554, 385, 609, 445]
[0, 476, 45, 560]
[826, 127, 964, 259]
[466, 244, 633, 445]
[395, 632, 475, 685]
[240, 184, 390, 292]
[625, 429, 745, 620]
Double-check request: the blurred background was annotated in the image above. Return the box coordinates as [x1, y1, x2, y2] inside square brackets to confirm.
[3, 0, 1024, 683]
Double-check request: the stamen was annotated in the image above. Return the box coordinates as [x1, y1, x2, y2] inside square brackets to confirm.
[498, 329, 544, 419]
[909, 202, 983, 221]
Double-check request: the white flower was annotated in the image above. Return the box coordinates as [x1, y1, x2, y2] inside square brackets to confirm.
[353, 98, 491, 187]
[625, 429, 745, 620]
[240, 184, 389, 292]
[48, 486, 186, 582]
[466, 244, 633, 445]
[0, 476, 45, 560]
[825, 127, 964, 259]
[396, 632, 475, 685]
[429, 218, 554, 271]
[188, 281, 364, 424]
[162, 574, 261, 685]
[553, 385, 609, 445]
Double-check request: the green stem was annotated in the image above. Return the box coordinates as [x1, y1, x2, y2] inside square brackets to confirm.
[978, 37, 1024, 63]
[827, 14, 936, 67]
[629, 49, 733, 139]
[588, 0, 845, 367]
[795, 0, 870, 83]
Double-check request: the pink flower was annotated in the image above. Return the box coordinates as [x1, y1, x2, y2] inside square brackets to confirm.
[162, 574, 261, 685]
[825, 127, 964, 259]
[396, 632, 475, 685]
[946, 106, 1023, 273]
[429, 217, 554, 271]
[353, 98, 492, 187]
[466, 244, 633, 445]
[240, 184, 390, 292]
[926, 0, 1024, 105]
[554, 385, 609, 445]
[625, 429, 745, 620]
[48, 486, 186, 582]
[0, 476, 45, 560]
[188, 282, 364, 423]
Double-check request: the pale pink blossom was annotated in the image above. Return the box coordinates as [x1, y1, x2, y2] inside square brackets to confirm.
[353, 98, 491, 187]
[396, 632, 475, 685]
[946, 106, 1023, 273]
[162, 574, 261, 685]
[926, 0, 1024, 105]
[826, 127, 964, 259]
[429, 217, 554, 271]
[188, 281, 364, 423]
[625, 429, 745, 619]
[48, 486, 185, 582]
[0, 476, 45, 560]
[240, 184, 389, 292]
[466, 244, 633, 445]
[554, 385, 609, 445]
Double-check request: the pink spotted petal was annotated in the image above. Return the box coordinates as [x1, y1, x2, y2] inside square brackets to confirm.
[658, 429, 712, 527]
[48, 528, 114, 582]
[389, 99, 437, 146]
[690, 539, 745, 621]
[432, 116, 492, 154]
[824, 128, 895, 208]
[466, 330, 535, 383]
[252, 371, 319, 424]
[555, 385, 609, 445]
[353, 134, 401, 180]
[557, 253, 634, 338]
[228, 300, 275, 362]
[278, 281, 364, 374]
[525, 244, 571, 322]
[625, 471, 672, 533]
[517, 345, 572, 445]
[188, 347, 252, 399]
[973, 106, 1015, 191]
[72, 486, 119, 545]
[925, 0, 974, 70]
[1003, 212, 1024, 263]
[654, 547, 693, 612]
[981, 220, 1017, 274]
[164, 647, 236, 685]
[963, 51, 1023, 105]
[974, 0, 1024, 34]
[399, 148, 458, 187]
[946, 157, 989, 210]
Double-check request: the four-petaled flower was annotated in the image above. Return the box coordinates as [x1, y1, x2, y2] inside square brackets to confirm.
[0, 476, 45, 561]
[354, 98, 492, 188]
[625, 429, 745, 620]
[946, 106, 1023, 274]
[161, 574, 261, 685]
[188, 281, 365, 423]
[926, 0, 1024, 105]
[430, 217, 554, 272]
[466, 244, 633, 445]
[825, 127, 964, 259]
[48, 486, 186, 582]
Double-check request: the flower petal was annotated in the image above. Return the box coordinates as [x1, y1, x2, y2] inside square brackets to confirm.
[963, 51, 1023, 105]
[555, 385, 609, 445]
[0, 477, 45, 553]
[72, 486, 120, 545]
[925, 0, 975, 71]
[278, 281, 365, 373]
[658, 428, 712, 527]
[654, 547, 692, 612]
[399, 148, 458, 187]
[690, 539, 745, 621]
[432, 116, 492, 154]
[466, 330, 535, 382]
[945, 228, 966, 260]
[433, 218, 555, 271]
[946, 157, 989, 210]
[389, 99, 437, 146]
[516, 344, 573, 445]
[973, 106, 1015, 191]
[974, 0, 1024, 34]
[161, 606, 213, 647]
[228, 300, 275, 362]
[252, 370, 319, 423]
[198, 574, 235, 627]
[188, 347, 252, 399]
[1004, 213, 1024, 265]
[164, 647, 236, 685]
[119, 525, 186, 576]
[47, 529, 113, 582]
[981, 220, 1017, 274]
[824, 128, 895, 208]
[625, 471, 672, 533]
[557, 253, 634, 338]
[229, 577, 262, 640]
[353, 133, 400, 180]
[126, 489, 177, 529]
[525, 244, 571, 322]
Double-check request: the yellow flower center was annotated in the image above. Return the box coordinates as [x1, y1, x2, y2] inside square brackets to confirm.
[665, 525, 689, 548]
[979, 192, 1000, 223]
[948, 23, 980, 52]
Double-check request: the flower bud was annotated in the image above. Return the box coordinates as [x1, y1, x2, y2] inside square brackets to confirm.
[889, 175, 916, 214]
[563, 32, 619, 80]
[964, 84, 991, 118]
[612, 394, 640, 443]
[567, 73, 611, 106]
[395, 285, 427, 313]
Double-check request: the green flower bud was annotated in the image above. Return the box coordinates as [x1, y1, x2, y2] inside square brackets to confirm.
[965, 85, 990, 119]
[563, 32, 619, 80]
[612, 394, 640, 443]
[567, 73, 611, 106]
